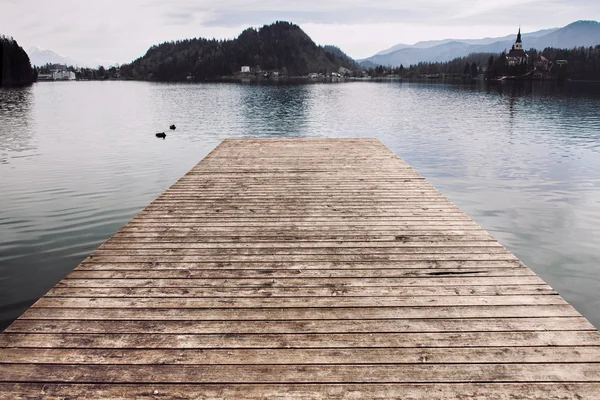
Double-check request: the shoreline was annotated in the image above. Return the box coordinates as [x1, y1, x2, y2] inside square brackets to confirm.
[30, 76, 600, 85]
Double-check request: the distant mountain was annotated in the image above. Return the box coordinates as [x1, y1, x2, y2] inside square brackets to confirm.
[121, 22, 358, 81]
[26, 45, 80, 67]
[364, 41, 473, 68]
[359, 59, 378, 69]
[1, 36, 35, 87]
[375, 27, 560, 55]
[532, 20, 600, 49]
[374, 37, 511, 56]
[374, 43, 412, 56]
[362, 21, 600, 67]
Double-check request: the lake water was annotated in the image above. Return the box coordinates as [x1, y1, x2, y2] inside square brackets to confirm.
[1, 80, 600, 330]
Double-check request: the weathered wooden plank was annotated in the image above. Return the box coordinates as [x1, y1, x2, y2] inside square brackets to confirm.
[44, 285, 555, 297]
[56, 276, 546, 287]
[122, 221, 481, 228]
[1, 383, 598, 400]
[115, 227, 486, 233]
[136, 212, 471, 219]
[83, 255, 520, 263]
[143, 205, 459, 210]
[151, 196, 453, 201]
[180, 168, 424, 171]
[19, 305, 582, 321]
[163, 188, 439, 191]
[178, 169, 423, 173]
[162, 177, 434, 182]
[111, 232, 489, 240]
[135, 214, 477, 220]
[166, 179, 432, 183]
[100, 241, 502, 249]
[72, 260, 528, 270]
[96, 244, 506, 253]
[5, 317, 592, 334]
[179, 169, 423, 173]
[150, 192, 449, 195]
[65, 268, 537, 279]
[90, 248, 510, 256]
[160, 190, 448, 194]
[1, 332, 600, 349]
[136, 210, 473, 216]
[1, 364, 600, 383]
[3, 346, 599, 365]
[108, 234, 496, 242]
[155, 186, 445, 190]
[31, 295, 566, 309]
[147, 201, 463, 206]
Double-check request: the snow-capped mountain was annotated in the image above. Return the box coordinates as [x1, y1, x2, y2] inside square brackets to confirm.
[26, 45, 81, 67]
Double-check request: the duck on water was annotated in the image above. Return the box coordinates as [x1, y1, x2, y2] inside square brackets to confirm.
[156, 125, 175, 138]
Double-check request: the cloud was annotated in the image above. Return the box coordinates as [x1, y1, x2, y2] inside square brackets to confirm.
[164, 12, 197, 25]
[197, 6, 437, 27]
[0, 0, 598, 64]
[198, 9, 423, 27]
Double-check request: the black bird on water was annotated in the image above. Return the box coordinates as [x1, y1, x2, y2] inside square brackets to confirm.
[170, 124, 176, 130]
[156, 132, 166, 139]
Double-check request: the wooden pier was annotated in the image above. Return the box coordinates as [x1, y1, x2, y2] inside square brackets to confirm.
[1, 138, 599, 399]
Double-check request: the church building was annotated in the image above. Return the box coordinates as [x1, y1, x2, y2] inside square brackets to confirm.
[506, 29, 528, 67]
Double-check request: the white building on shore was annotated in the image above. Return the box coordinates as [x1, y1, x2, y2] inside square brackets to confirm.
[37, 64, 76, 81]
[51, 70, 76, 80]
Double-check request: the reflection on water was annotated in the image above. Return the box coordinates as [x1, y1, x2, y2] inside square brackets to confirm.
[0, 87, 34, 163]
[239, 83, 311, 137]
[1, 80, 600, 330]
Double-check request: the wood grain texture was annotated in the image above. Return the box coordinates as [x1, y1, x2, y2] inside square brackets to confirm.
[1, 138, 598, 399]
[1, 383, 599, 400]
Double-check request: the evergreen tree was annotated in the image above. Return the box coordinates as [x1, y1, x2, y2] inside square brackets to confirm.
[0, 36, 35, 87]
[120, 21, 358, 81]
[470, 62, 478, 77]
[367, 46, 600, 80]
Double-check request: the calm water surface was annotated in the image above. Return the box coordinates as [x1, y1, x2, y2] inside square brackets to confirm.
[1, 81, 600, 329]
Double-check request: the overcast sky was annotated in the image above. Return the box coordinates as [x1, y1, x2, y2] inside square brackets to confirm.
[2, 0, 599, 66]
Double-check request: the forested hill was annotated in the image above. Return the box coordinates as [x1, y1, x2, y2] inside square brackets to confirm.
[120, 22, 357, 81]
[322, 45, 361, 70]
[0, 36, 35, 87]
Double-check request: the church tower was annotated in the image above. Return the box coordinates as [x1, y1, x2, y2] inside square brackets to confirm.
[506, 27, 528, 67]
[514, 28, 523, 50]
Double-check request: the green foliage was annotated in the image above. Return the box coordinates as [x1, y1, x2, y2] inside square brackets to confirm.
[120, 22, 358, 81]
[368, 46, 600, 81]
[0, 36, 35, 87]
[463, 62, 470, 75]
[398, 53, 493, 78]
[470, 62, 479, 77]
[484, 45, 600, 79]
[322, 45, 360, 70]
[530, 46, 600, 80]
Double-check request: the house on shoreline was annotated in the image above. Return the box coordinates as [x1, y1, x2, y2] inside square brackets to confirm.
[37, 64, 76, 81]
